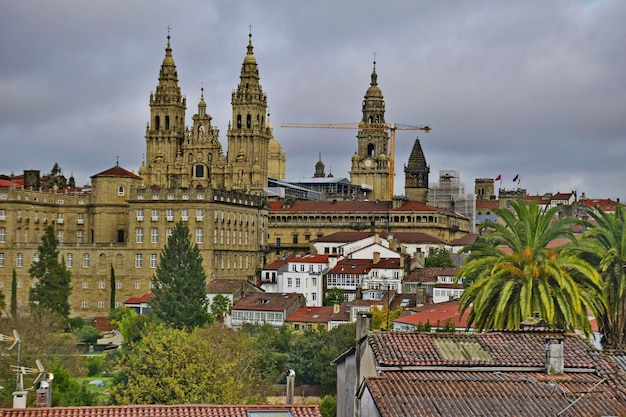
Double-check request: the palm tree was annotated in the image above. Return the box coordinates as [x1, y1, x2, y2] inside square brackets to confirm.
[457, 199, 603, 335]
[210, 294, 233, 324]
[578, 205, 626, 349]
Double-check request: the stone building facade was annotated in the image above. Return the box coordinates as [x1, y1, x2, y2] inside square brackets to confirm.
[0, 33, 278, 318]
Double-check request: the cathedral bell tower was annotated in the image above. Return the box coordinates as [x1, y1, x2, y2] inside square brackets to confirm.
[349, 61, 390, 201]
[404, 137, 429, 203]
[140, 35, 187, 188]
[226, 31, 274, 194]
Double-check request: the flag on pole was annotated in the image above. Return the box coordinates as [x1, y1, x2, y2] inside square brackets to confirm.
[512, 174, 519, 182]
[495, 174, 501, 181]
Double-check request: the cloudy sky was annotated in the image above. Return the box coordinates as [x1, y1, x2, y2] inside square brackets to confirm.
[1, 1, 625, 202]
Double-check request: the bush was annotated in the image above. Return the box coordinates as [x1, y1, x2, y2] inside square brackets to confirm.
[319, 395, 337, 417]
[85, 355, 105, 377]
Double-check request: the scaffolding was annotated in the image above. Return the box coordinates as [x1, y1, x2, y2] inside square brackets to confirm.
[428, 170, 476, 233]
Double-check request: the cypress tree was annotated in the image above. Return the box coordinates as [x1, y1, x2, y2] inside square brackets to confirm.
[11, 269, 17, 317]
[149, 222, 210, 329]
[110, 264, 116, 311]
[28, 226, 72, 319]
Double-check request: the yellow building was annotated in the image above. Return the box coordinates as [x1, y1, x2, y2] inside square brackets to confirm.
[0, 33, 278, 318]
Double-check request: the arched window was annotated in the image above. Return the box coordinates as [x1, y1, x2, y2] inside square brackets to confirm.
[246, 114, 252, 128]
[155, 116, 160, 130]
[368, 143, 375, 157]
[165, 116, 170, 130]
[237, 115, 242, 129]
[117, 186, 125, 196]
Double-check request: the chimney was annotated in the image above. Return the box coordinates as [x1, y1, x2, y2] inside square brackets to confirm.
[545, 336, 564, 375]
[333, 303, 340, 314]
[356, 312, 373, 340]
[285, 370, 295, 404]
[373, 252, 381, 264]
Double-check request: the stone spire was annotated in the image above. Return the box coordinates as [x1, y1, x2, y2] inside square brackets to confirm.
[404, 137, 430, 203]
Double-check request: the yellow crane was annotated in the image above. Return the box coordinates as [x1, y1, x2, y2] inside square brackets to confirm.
[281, 122, 431, 199]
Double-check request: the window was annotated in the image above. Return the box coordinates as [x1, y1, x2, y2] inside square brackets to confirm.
[295, 278, 301, 287]
[166, 228, 173, 240]
[83, 253, 90, 268]
[150, 253, 158, 268]
[181, 209, 189, 221]
[57, 213, 64, 224]
[81, 301, 88, 308]
[287, 278, 292, 287]
[77, 213, 84, 224]
[99, 281, 105, 289]
[82, 282, 88, 289]
[115, 301, 121, 308]
[57, 230, 64, 243]
[167, 209, 174, 221]
[66, 253, 73, 267]
[151, 209, 159, 221]
[196, 228, 203, 243]
[77, 230, 83, 243]
[196, 209, 204, 221]
[0, 253, 4, 267]
[17, 253, 23, 267]
[98, 301, 105, 308]
[117, 186, 125, 196]
[116, 282, 122, 289]
[135, 254, 143, 268]
[0, 209, 5, 221]
[292, 234, 298, 244]
[151, 228, 158, 243]
[136, 228, 144, 243]
[136, 209, 144, 221]
[134, 283, 141, 289]
[312, 293, 317, 301]
[33, 253, 39, 263]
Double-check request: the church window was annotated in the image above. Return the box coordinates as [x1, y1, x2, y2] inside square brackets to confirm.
[165, 116, 170, 130]
[118, 186, 125, 196]
[195, 165, 204, 178]
[368, 143, 375, 157]
[246, 114, 252, 128]
[155, 116, 160, 130]
[237, 115, 242, 129]
[368, 116, 373, 123]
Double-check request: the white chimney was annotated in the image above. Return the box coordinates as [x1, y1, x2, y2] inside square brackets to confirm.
[545, 336, 564, 375]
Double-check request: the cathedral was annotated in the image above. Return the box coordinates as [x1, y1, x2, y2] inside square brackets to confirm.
[139, 33, 286, 193]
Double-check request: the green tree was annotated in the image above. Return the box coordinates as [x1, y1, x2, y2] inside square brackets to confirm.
[241, 323, 293, 384]
[77, 325, 103, 346]
[323, 287, 345, 306]
[457, 199, 603, 335]
[49, 360, 98, 406]
[10, 269, 17, 317]
[149, 222, 210, 330]
[110, 324, 265, 404]
[371, 304, 404, 331]
[579, 205, 626, 349]
[319, 394, 337, 417]
[28, 226, 72, 320]
[286, 323, 356, 393]
[110, 264, 116, 311]
[210, 294, 232, 324]
[425, 247, 455, 267]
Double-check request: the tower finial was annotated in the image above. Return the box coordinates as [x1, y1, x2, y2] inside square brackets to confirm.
[116, 155, 119, 166]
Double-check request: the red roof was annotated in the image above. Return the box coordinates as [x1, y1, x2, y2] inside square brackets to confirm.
[475, 199, 499, 209]
[0, 178, 22, 188]
[394, 300, 470, 328]
[286, 306, 336, 323]
[263, 259, 289, 270]
[405, 267, 458, 284]
[233, 293, 304, 312]
[313, 231, 445, 245]
[91, 165, 141, 179]
[124, 293, 154, 304]
[287, 254, 332, 264]
[0, 404, 322, 417]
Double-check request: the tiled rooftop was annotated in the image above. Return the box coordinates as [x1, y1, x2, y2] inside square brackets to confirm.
[363, 370, 626, 417]
[0, 404, 322, 417]
[366, 332, 596, 369]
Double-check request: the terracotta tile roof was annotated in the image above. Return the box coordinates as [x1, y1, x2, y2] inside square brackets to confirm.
[366, 331, 596, 369]
[233, 292, 304, 312]
[362, 370, 626, 417]
[0, 178, 22, 188]
[92, 316, 114, 332]
[262, 258, 289, 271]
[393, 201, 468, 220]
[475, 199, 499, 209]
[206, 279, 250, 294]
[287, 254, 332, 264]
[286, 306, 336, 323]
[404, 267, 458, 284]
[312, 231, 446, 245]
[0, 404, 322, 417]
[449, 233, 478, 246]
[269, 200, 392, 213]
[123, 292, 154, 304]
[328, 258, 372, 275]
[551, 192, 574, 201]
[394, 300, 470, 328]
[91, 165, 141, 179]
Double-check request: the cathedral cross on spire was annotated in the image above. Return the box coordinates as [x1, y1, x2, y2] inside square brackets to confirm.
[166, 25, 172, 36]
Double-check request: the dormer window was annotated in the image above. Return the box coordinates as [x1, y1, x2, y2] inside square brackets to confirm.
[118, 186, 125, 196]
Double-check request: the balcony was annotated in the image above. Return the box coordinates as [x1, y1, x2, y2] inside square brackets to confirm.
[181, 215, 189, 222]
[57, 218, 64, 224]
[77, 219, 84, 225]
[136, 216, 144, 222]
[196, 216, 204, 222]
[151, 216, 159, 221]
[166, 215, 174, 222]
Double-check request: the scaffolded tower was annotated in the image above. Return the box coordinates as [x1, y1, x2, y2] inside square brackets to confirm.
[428, 170, 476, 233]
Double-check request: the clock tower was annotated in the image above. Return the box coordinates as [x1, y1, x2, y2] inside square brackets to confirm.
[349, 61, 390, 200]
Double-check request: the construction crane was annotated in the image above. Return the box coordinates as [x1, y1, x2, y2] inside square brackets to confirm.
[281, 122, 431, 199]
